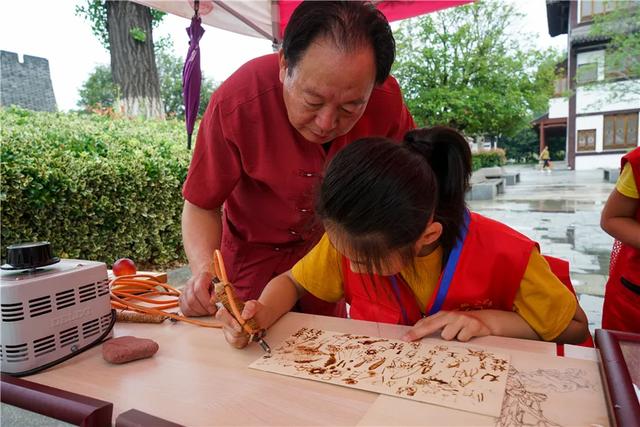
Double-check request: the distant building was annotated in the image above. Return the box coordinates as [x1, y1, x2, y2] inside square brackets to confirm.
[469, 135, 498, 153]
[545, 1, 639, 170]
[532, 59, 569, 160]
[0, 50, 57, 112]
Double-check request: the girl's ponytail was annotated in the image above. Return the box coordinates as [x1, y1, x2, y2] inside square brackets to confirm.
[403, 127, 472, 258]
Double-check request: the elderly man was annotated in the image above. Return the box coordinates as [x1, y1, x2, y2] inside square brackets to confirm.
[180, 1, 415, 317]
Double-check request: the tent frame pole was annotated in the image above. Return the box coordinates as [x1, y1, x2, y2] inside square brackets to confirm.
[271, 1, 281, 50]
[212, 1, 272, 40]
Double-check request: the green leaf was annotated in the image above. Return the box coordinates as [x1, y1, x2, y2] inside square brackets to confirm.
[129, 27, 147, 43]
[393, 0, 561, 138]
[0, 107, 192, 268]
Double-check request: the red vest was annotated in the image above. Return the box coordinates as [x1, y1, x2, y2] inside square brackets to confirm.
[602, 148, 640, 333]
[342, 257, 423, 325]
[343, 212, 535, 325]
[342, 212, 594, 347]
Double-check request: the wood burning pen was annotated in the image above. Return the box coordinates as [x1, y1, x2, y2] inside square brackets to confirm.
[211, 251, 271, 354]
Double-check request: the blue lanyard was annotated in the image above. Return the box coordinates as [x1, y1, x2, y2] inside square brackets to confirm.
[389, 275, 410, 325]
[427, 210, 471, 316]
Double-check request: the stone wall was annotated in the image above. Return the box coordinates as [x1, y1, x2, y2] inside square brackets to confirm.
[1, 50, 57, 112]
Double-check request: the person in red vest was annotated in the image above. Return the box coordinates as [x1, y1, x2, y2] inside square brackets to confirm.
[179, 1, 414, 319]
[600, 146, 640, 334]
[217, 127, 590, 347]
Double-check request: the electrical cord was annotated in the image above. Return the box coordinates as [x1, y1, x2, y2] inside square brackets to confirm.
[109, 274, 221, 328]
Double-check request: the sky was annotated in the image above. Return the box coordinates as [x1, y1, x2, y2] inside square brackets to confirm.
[0, 1, 567, 112]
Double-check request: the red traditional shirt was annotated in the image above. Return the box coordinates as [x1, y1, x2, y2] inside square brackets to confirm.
[182, 53, 415, 312]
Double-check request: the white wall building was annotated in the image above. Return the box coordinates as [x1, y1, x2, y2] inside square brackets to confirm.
[546, 0, 639, 170]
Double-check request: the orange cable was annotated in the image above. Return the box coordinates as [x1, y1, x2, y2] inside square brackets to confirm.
[213, 250, 259, 335]
[109, 274, 221, 328]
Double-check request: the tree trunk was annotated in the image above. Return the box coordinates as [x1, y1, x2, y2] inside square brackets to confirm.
[106, 1, 164, 119]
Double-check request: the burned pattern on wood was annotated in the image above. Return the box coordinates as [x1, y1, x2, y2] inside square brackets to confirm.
[250, 328, 510, 417]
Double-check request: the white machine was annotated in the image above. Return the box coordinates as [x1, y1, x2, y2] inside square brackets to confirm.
[1, 242, 113, 376]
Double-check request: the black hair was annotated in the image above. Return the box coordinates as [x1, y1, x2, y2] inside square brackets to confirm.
[403, 127, 472, 257]
[317, 127, 471, 272]
[282, 1, 395, 85]
[317, 137, 437, 274]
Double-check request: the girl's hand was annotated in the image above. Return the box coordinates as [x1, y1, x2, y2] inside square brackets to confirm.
[215, 300, 264, 349]
[402, 310, 491, 342]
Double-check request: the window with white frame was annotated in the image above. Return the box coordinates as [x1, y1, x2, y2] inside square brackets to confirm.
[580, 0, 631, 22]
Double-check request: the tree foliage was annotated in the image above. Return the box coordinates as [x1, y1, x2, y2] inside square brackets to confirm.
[586, 2, 640, 96]
[1, 107, 191, 268]
[75, 0, 166, 50]
[77, 64, 117, 110]
[499, 127, 565, 163]
[393, 0, 559, 137]
[155, 42, 218, 118]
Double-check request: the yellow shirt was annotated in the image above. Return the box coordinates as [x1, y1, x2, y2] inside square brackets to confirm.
[540, 148, 550, 160]
[292, 234, 577, 341]
[616, 163, 639, 199]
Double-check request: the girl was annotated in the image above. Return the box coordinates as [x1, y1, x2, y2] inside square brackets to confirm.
[217, 127, 589, 347]
[600, 146, 640, 333]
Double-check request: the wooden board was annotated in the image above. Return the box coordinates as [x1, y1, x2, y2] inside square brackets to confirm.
[251, 327, 510, 417]
[357, 340, 610, 427]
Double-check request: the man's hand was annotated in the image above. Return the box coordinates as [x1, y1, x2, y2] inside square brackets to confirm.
[402, 310, 491, 342]
[179, 271, 217, 317]
[215, 300, 264, 349]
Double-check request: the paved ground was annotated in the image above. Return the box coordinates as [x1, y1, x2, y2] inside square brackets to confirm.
[468, 163, 615, 333]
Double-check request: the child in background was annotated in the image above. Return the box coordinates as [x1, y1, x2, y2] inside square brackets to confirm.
[600, 146, 640, 333]
[217, 127, 589, 347]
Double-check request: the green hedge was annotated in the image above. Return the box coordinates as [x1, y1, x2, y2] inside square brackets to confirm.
[1, 107, 192, 268]
[472, 149, 507, 171]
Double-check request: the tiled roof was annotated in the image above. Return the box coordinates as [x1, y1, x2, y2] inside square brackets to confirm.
[546, 0, 570, 37]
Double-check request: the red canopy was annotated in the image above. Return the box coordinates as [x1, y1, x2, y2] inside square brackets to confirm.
[133, 0, 472, 42]
[277, 1, 472, 40]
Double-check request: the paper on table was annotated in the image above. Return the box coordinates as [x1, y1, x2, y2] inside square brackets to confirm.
[250, 327, 510, 417]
